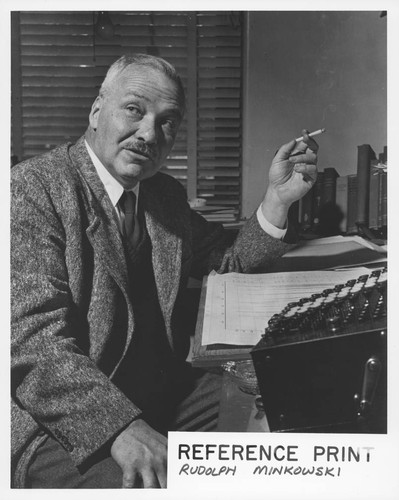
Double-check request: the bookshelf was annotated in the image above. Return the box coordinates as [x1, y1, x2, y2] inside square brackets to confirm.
[297, 145, 387, 241]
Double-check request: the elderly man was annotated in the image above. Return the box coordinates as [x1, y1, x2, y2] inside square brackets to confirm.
[11, 54, 318, 488]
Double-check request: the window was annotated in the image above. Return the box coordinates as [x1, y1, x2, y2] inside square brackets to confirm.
[11, 11, 243, 222]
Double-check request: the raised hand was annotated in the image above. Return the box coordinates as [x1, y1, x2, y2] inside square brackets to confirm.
[261, 129, 318, 228]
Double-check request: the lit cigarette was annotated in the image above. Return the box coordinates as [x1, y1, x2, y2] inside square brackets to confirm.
[295, 128, 326, 142]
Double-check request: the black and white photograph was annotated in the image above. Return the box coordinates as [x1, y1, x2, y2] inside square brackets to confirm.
[5, 1, 398, 498]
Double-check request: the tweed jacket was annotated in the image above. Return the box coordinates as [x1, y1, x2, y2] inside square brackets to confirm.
[11, 136, 294, 478]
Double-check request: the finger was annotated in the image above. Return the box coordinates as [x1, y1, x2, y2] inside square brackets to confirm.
[293, 163, 318, 183]
[300, 128, 319, 153]
[273, 139, 297, 161]
[289, 150, 318, 165]
[156, 459, 168, 489]
[288, 129, 318, 157]
[122, 467, 139, 488]
[141, 469, 162, 488]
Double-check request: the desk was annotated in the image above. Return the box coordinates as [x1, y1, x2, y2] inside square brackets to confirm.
[217, 372, 269, 432]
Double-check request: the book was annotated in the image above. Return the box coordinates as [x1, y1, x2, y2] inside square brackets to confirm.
[379, 145, 387, 163]
[322, 167, 339, 204]
[369, 169, 380, 229]
[314, 167, 340, 235]
[381, 171, 387, 227]
[347, 174, 358, 234]
[299, 188, 313, 231]
[368, 146, 387, 231]
[376, 146, 387, 228]
[311, 171, 324, 229]
[335, 175, 349, 232]
[356, 144, 376, 226]
[288, 200, 300, 230]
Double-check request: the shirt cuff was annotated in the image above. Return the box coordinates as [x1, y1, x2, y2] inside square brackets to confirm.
[256, 205, 288, 240]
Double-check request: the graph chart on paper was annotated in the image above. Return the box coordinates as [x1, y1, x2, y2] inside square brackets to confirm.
[200, 268, 374, 346]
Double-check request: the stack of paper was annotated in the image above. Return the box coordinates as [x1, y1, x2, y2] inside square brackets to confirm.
[270, 235, 386, 272]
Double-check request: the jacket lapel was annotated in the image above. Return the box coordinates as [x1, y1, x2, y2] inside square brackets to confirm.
[68, 138, 128, 285]
[140, 182, 183, 349]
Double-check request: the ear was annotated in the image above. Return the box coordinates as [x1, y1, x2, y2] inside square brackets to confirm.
[89, 96, 102, 131]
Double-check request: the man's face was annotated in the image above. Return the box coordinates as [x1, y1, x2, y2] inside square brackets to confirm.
[89, 65, 183, 189]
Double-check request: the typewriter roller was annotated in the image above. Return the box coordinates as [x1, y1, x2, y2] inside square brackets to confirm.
[251, 268, 387, 433]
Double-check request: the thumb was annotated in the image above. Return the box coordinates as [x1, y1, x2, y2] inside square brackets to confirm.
[273, 139, 297, 161]
[122, 468, 138, 488]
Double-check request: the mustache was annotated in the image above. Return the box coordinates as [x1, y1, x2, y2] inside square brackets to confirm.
[124, 141, 157, 160]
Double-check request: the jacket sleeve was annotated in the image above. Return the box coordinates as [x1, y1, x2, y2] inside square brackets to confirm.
[189, 204, 297, 278]
[11, 167, 140, 468]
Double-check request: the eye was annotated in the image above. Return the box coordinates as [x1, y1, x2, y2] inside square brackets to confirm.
[162, 118, 179, 133]
[126, 105, 142, 118]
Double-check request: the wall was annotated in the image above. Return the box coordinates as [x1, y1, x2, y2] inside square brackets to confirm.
[241, 11, 387, 218]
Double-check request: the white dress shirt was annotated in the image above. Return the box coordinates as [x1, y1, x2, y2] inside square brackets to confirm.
[85, 140, 287, 240]
[85, 141, 139, 241]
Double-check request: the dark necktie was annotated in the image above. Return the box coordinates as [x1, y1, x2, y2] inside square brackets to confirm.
[119, 190, 137, 252]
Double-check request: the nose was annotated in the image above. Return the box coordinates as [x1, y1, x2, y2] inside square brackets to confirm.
[136, 116, 157, 144]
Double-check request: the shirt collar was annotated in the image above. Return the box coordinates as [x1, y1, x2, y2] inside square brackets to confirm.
[85, 139, 139, 209]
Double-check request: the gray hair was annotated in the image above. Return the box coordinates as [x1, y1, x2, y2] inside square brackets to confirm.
[99, 54, 186, 111]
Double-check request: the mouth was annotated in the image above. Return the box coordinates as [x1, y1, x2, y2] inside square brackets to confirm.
[124, 147, 155, 162]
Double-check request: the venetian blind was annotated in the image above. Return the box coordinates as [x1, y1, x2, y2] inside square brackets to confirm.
[12, 11, 242, 220]
[197, 12, 242, 216]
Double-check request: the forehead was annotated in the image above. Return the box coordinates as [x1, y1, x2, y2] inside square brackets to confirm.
[109, 65, 183, 111]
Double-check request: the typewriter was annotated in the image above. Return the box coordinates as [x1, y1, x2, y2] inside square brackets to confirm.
[251, 268, 387, 433]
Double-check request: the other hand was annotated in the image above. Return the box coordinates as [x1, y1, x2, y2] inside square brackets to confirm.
[110, 418, 167, 488]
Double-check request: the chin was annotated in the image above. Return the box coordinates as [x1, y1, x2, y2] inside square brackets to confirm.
[119, 164, 155, 186]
